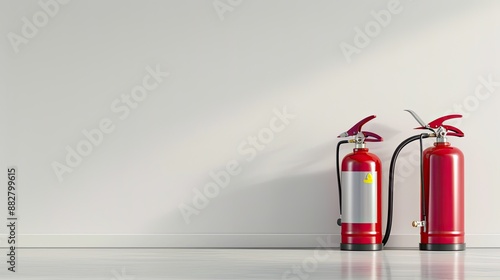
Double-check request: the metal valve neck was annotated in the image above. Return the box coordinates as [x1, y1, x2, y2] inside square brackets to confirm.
[435, 127, 448, 143]
[354, 132, 366, 149]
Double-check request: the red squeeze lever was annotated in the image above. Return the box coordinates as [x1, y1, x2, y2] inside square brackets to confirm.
[338, 115, 383, 142]
[415, 114, 465, 137]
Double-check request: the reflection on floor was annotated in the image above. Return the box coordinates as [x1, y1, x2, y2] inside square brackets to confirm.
[1, 248, 499, 279]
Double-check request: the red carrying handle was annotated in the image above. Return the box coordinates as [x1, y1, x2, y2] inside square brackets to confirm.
[362, 131, 383, 142]
[442, 125, 464, 137]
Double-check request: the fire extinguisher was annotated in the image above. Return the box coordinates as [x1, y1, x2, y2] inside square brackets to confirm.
[336, 115, 383, 251]
[382, 110, 465, 251]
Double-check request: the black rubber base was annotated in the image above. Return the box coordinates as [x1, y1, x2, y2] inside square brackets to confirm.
[419, 243, 466, 251]
[341, 243, 383, 251]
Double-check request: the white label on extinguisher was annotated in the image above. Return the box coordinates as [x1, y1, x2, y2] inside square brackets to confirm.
[342, 171, 377, 223]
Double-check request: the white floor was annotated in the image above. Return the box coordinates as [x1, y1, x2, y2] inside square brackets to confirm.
[1, 248, 499, 279]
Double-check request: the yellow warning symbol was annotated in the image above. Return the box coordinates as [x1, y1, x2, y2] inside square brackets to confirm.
[364, 173, 373, 184]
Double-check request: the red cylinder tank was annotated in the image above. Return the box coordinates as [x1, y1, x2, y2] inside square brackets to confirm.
[421, 141, 465, 251]
[341, 147, 382, 251]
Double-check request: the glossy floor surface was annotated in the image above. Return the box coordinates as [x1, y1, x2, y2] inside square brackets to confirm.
[1, 248, 499, 279]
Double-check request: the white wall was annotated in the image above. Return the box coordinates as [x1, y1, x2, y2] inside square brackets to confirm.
[1, 0, 499, 248]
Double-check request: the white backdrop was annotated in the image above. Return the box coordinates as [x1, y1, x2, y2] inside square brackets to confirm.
[1, 0, 499, 248]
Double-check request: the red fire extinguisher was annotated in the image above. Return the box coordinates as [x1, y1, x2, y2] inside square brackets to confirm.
[337, 115, 383, 251]
[381, 110, 465, 251]
[407, 110, 465, 251]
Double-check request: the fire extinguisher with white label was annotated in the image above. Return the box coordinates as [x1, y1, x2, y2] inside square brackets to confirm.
[382, 110, 465, 251]
[336, 115, 383, 251]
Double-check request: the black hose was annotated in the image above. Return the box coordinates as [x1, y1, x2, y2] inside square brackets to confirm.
[382, 133, 429, 246]
[419, 134, 427, 223]
[336, 140, 349, 224]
